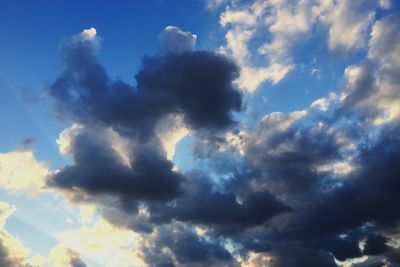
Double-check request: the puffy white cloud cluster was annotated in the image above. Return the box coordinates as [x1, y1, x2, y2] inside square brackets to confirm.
[0, 149, 48, 194]
[158, 26, 197, 55]
[218, 0, 385, 92]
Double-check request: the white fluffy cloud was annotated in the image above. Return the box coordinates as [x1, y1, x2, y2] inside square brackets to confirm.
[47, 244, 87, 267]
[72, 27, 101, 50]
[0, 149, 48, 194]
[57, 218, 145, 267]
[310, 92, 339, 111]
[319, 0, 375, 51]
[217, 0, 383, 92]
[340, 14, 400, 125]
[156, 115, 190, 160]
[158, 26, 197, 55]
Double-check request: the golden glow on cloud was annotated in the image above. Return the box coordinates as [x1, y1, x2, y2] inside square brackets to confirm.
[0, 150, 48, 194]
[58, 218, 146, 267]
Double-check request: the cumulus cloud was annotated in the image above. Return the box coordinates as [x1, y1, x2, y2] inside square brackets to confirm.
[0, 148, 48, 194]
[35, 10, 400, 266]
[217, 0, 384, 92]
[47, 244, 87, 267]
[156, 174, 290, 234]
[141, 223, 234, 266]
[47, 27, 243, 215]
[158, 26, 197, 55]
[241, 110, 342, 194]
[311, 92, 339, 111]
[0, 202, 32, 267]
[49, 27, 242, 138]
[58, 219, 144, 267]
[49, 125, 185, 203]
[320, 0, 376, 51]
[339, 13, 400, 125]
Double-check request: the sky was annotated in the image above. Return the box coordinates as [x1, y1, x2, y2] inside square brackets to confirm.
[0, 0, 400, 266]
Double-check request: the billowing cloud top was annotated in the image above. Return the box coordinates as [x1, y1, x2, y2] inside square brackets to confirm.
[158, 25, 197, 55]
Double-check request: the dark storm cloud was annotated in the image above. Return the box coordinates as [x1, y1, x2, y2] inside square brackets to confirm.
[155, 175, 290, 234]
[237, 123, 399, 265]
[243, 117, 341, 194]
[48, 28, 243, 219]
[317, 235, 362, 261]
[49, 32, 242, 140]
[364, 234, 391, 256]
[142, 225, 234, 267]
[268, 244, 338, 267]
[277, 124, 400, 240]
[47, 129, 184, 202]
[135, 52, 242, 131]
[101, 170, 290, 235]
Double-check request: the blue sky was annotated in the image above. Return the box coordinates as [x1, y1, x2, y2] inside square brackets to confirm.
[1, 1, 400, 266]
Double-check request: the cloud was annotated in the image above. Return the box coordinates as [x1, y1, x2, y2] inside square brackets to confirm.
[0, 202, 32, 267]
[339, 13, 400, 125]
[216, 0, 383, 92]
[241, 110, 342, 194]
[158, 26, 197, 55]
[207, 0, 227, 11]
[49, 28, 242, 139]
[272, 124, 400, 242]
[267, 245, 338, 267]
[311, 92, 339, 112]
[320, 0, 376, 51]
[141, 223, 234, 266]
[156, 115, 190, 160]
[47, 244, 87, 267]
[363, 234, 391, 256]
[47, 27, 243, 221]
[0, 149, 48, 194]
[56, 219, 144, 267]
[156, 174, 290, 234]
[40, 14, 400, 266]
[49, 125, 184, 203]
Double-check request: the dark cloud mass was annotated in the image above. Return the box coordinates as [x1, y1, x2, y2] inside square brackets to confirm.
[154, 175, 290, 234]
[142, 225, 233, 266]
[49, 32, 242, 140]
[277, 125, 400, 240]
[48, 129, 184, 202]
[363, 234, 391, 256]
[45, 17, 400, 266]
[268, 245, 339, 267]
[243, 115, 341, 194]
[0, 240, 29, 267]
